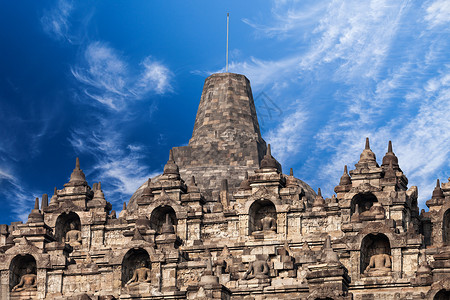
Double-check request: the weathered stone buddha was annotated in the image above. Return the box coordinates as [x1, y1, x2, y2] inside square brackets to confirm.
[65, 222, 82, 247]
[259, 215, 276, 232]
[126, 261, 151, 287]
[243, 257, 270, 280]
[12, 267, 37, 292]
[364, 247, 392, 275]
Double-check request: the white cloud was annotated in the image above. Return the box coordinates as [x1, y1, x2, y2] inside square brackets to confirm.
[41, 0, 74, 42]
[425, 0, 450, 27]
[71, 42, 172, 110]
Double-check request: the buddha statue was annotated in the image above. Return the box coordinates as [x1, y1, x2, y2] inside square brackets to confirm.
[259, 215, 276, 232]
[243, 257, 270, 280]
[65, 222, 82, 247]
[364, 246, 392, 274]
[12, 267, 37, 292]
[125, 261, 151, 287]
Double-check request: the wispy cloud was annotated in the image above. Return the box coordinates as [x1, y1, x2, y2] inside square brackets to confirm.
[41, 0, 74, 42]
[0, 168, 40, 222]
[424, 0, 450, 28]
[68, 42, 172, 208]
[266, 108, 308, 166]
[71, 42, 172, 110]
[69, 124, 161, 207]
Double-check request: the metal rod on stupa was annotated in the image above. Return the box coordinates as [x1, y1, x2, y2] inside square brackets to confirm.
[226, 13, 229, 72]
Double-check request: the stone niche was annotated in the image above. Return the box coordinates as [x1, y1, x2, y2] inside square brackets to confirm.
[9, 254, 37, 292]
[443, 209, 450, 245]
[150, 205, 177, 235]
[434, 289, 450, 300]
[351, 192, 378, 216]
[121, 248, 150, 287]
[248, 199, 277, 234]
[55, 211, 81, 243]
[360, 233, 391, 275]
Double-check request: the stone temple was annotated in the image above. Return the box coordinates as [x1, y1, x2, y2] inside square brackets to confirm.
[0, 73, 449, 300]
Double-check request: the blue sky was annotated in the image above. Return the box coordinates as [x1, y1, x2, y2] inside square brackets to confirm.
[0, 1, 449, 224]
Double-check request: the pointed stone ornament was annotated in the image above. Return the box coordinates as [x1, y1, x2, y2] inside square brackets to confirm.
[302, 241, 311, 252]
[358, 137, 377, 164]
[417, 251, 432, 274]
[93, 182, 105, 200]
[66, 157, 87, 186]
[20, 236, 33, 246]
[260, 144, 281, 172]
[286, 167, 297, 187]
[339, 165, 351, 186]
[239, 171, 251, 190]
[142, 178, 153, 197]
[221, 245, 231, 257]
[123, 202, 127, 211]
[41, 193, 48, 209]
[382, 140, 399, 169]
[200, 247, 219, 284]
[160, 187, 169, 199]
[49, 187, 58, 204]
[432, 179, 444, 199]
[161, 213, 175, 234]
[313, 188, 326, 210]
[321, 235, 340, 264]
[163, 149, 180, 176]
[187, 175, 200, 193]
[6, 235, 14, 246]
[27, 197, 43, 223]
[131, 228, 145, 241]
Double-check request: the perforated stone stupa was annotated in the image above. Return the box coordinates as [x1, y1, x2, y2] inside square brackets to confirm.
[0, 73, 449, 300]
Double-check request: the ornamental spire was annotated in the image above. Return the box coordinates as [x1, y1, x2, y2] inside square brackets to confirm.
[358, 137, 377, 164]
[66, 157, 87, 186]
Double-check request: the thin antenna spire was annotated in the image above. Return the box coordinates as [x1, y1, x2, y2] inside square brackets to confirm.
[226, 13, 229, 72]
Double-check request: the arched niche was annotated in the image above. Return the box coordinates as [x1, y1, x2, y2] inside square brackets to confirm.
[121, 248, 150, 287]
[150, 205, 177, 235]
[248, 199, 277, 234]
[443, 209, 450, 245]
[55, 212, 81, 243]
[434, 289, 450, 300]
[360, 233, 391, 274]
[9, 254, 37, 292]
[351, 193, 378, 215]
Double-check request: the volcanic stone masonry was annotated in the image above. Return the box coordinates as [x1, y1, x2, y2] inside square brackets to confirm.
[0, 72, 449, 299]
